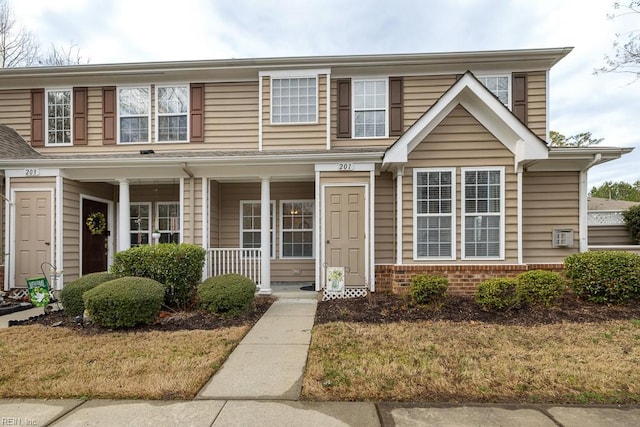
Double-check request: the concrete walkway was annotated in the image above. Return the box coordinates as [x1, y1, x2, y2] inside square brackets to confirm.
[2, 286, 640, 425]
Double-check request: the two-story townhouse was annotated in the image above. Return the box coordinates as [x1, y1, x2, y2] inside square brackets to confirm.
[0, 47, 632, 296]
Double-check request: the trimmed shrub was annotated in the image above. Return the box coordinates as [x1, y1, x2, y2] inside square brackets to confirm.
[83, 276, 165, 328]
[59, 272, 118, 317]
[409, 274, 448, 307]
[623, 205, 640, 243]
[564, 251, 640, 304]
[516, 270, 566, 307]
[110, 243, 206, 308]
[475, 278, 520, 311]
[198, 274, 256, 316]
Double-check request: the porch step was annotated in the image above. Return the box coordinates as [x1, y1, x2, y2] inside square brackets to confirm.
[269, 284, 319, 300]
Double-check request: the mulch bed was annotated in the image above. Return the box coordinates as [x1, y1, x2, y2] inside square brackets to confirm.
[315, 292, 640, 326]
[13, 296, 276, 334]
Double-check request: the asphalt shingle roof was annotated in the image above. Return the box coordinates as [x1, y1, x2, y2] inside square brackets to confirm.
[0, 125, 40, 159]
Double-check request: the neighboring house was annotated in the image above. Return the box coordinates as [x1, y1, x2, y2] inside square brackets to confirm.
[0, 48, 633, 295]
[588, 196, 640, 248]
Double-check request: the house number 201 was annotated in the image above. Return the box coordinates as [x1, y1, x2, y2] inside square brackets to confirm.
[338, 163, 353, 171]
[24, 168, 40, 176]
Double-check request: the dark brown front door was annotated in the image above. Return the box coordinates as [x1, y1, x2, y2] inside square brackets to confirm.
[82, 199, 108, 274]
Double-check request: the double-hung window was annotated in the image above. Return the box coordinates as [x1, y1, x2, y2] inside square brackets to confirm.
[353, 79, 387, 138]
[462, 168, 504, 259]
[477, 75, 510, 108]
[46, 89, 72, 145]
[130, 202, 151, 247]
[157, 85, 189, 142]
[156, 202, 181, 243]
[280, 200, 314, 258]
[240, 201, 275, 258]
[414, 168, 455, 259]
[118, 87, 150, 143]
[271, 77, 317, 124]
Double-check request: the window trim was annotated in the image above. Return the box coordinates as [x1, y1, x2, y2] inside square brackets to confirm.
[117, 85, 151, 144]
[476, 74, 512, 109]
[352, 77, 389, 139]
[44, 87, 73, 147]
[461, 166, 505, 260]
[270, 76, 319, 125]
[155, 201, 181, 244]
[413, 167, 456, 261]
[155, 84, 190, 143]
[279, 199, 315, 259]
[130, 202, 152, 247]
[239, 200, 276, 259]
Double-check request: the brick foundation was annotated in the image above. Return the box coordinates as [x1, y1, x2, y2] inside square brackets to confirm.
[375, 263, 564, 295]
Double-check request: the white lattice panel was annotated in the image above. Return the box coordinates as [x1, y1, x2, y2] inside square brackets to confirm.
[322, 288, 368, 301]
[588, 211, 625, 226]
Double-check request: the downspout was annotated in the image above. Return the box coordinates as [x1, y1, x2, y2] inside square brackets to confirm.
[579, 153, 601, 252]
[182, 163, 196, 244]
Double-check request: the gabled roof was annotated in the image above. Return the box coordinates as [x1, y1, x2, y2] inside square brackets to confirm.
[0, 125, 41, 159]
[382, 71, 549, 169]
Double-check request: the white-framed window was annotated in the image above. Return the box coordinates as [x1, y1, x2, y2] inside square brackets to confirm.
[414, 168, 456, 259]
[46, 89, 72, 145]
[271, 77, 317, 124]
[477, 75, 511, 107]
[462, 167, 505, 259]
[240, 200, 275, 258]
[130, 202, 151, 247]
[118, 86, 151, 143]
[353, 78, 387, 138]
[156, 85, 189, 142]
[156, 202, 181, 243]
[280, 200, 314, 258]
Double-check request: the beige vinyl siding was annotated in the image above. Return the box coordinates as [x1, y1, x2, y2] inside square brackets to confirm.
[262, 75, 327, 150]
[403, 75, 457, 132]
[588, 225, 636, 246]
[205, 82, 259, 149]
[218, 181, 315, 282]
[87, 87, 103, 146]
[522, 171, 580, 263]
[0, 89, 31, 141]
[209, 180, 220, 248]
[63, 180, 114, 282]
[375, 172, 395, 264]
[403, 105, 518, 263]
[130, 184, 179, 203]
[527, 71, 546, 140]
[182, 178, 203, 245]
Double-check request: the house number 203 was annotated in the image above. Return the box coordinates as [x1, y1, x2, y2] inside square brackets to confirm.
[338, 163, 353, 171]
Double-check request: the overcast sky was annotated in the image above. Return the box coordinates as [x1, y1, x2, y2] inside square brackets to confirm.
[12, 0, 639, 188]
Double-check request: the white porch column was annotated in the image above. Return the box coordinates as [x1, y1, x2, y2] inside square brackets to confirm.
[117, 179, 131, 252]
[395, 167, 404, 265]
[259, 177, 271, 294]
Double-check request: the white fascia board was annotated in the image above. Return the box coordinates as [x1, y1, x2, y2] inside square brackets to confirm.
[314, 162, 375, 172]
[259, 68, 331, 78]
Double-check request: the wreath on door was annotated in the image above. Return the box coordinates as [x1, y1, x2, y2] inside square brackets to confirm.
[86, 212, 106, 235]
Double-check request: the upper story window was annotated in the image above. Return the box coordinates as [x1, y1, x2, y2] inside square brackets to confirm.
[118, 87, 150, 143]
[271, 77, 317, 124]
[157, 85, 189, 142]
[477, 75, 510, 107]
[353, 79, 387, 138]
[46, 89, 72, 145]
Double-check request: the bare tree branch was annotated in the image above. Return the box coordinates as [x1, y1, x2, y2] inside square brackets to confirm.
[40, 42, 89, 66]
[596, 1, 640, 81]
[0, 0, 39, 67]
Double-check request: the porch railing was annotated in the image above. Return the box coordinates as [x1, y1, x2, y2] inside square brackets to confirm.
[208, 248, 262, 286]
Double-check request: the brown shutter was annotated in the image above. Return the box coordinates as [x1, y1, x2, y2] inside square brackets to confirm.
[30, 88, 45, 147]
[73, 87, 88, 145]
[336, 78, 351, 138]
[190, 83, 204, 143]
[512, 73, 528, 125]
[102, 87, 116, 145]
[389, 77, 403, 136]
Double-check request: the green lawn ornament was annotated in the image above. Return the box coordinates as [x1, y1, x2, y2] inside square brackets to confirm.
[26, 276, 51, 307]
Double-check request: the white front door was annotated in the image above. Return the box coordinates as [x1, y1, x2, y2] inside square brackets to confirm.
[324, 186, 366, 287]
[14, 191, 52, 287]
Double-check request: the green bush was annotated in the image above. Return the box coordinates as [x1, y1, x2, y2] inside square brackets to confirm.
[83, 276, 165, 328]
[409, 274, 448, 307]
[59, 272, 118, 317]
[110, 243, 206, 308]
[198, 274, 256, 316]
[564, 251, 640, 304]
[516, 270, 566, 307]
[475, 277, 520, 311]
[623, 205, 640, 243]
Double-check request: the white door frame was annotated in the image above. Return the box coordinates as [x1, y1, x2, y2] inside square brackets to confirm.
[79, 194, 115, 277]
[319, 182, 369, 291]
[9, 188, 55, 289]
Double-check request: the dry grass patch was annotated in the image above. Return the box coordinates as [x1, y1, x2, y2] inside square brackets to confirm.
[0, 325, 248, 399]
[303, 320, 640, 403]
